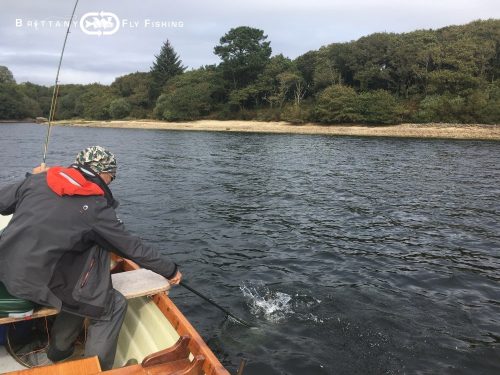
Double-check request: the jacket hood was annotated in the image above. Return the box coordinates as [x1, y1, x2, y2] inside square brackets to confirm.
[47, 166, 104, 197]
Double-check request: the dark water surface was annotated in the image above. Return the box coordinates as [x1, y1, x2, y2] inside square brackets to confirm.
[1, 123, 500, 374]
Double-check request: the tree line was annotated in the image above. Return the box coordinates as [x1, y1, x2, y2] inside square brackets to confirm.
[1, 19, 499, 124]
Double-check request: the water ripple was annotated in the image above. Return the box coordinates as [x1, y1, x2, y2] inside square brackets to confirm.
[1, 124, 500, 374]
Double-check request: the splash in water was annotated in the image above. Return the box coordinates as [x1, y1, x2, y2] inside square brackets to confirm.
[240, 282, 322, 323]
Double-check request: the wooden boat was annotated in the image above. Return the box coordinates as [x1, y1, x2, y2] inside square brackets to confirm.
[0, 214, 231, 375]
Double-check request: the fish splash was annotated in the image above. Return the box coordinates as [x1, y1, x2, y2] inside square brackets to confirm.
[240, 281, 322, 323]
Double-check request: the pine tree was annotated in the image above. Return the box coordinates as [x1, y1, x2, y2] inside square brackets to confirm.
[149, 40, 185, 102]
[0, 66, 15, 84]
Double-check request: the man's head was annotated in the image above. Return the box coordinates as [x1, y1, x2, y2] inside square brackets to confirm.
[75, 146, 117, 184]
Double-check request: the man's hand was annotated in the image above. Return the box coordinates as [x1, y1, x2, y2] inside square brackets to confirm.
[32, 163, 50, 174]
[168, 270, 182, 286]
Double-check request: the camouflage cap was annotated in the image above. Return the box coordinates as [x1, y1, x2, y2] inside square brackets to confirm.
[75, 146, 117, 177]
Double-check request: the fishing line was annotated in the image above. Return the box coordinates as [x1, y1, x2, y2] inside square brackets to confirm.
[42, 0, 80, 166]
[180, 281, 255, 328]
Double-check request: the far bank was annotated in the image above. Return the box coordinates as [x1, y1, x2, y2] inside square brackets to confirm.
[42, 120, 500, 141]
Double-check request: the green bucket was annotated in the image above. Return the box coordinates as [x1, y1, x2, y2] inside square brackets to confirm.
[0, 282, 34, 318]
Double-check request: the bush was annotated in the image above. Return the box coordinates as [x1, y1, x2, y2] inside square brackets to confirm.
[314, 85, 361, 123]
[281, 104, 312, 124]
[154, 84, 213, 121]
[154, 69, 219, 121]
[76, 84, 115, 120]
[413, 94, 465, 123]
[109, 98, 131, 119]
[254, 107, 281, 121]
[0, 83, 41, 119]
[413, 86, 500, 124]
[314, 86, 401, 124]
[478, 84, 500, 124]
[356, 90, 402, 124]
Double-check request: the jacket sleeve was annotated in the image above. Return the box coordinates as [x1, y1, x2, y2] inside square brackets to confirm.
[0, 179, 26, 215]
[91, 201, 178, 279]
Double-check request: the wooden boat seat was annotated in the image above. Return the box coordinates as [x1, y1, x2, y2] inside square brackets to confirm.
[141, 336, 191, 367]
[0, 269, 170, 325]
[141, 336, 205, 375]
[102, 336, 205, 375]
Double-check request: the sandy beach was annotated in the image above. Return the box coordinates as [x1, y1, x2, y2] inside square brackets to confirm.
[22, 120, 500, 140]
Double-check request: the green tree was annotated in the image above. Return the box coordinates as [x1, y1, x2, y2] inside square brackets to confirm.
[295, 51, 317, 92]
[214, 26, 272, 88]
[54, 84, 86, 119]
[0, 66, 15, 84]
[109, 98, 131, 119]
[0, 83, 40, 119]
[478, 83, 500, 123]
[349, 33, 400, 91]
[356, 90, 401, 124]
[256, 54, 294, 109]
[0, 84, 24, 119]
[279, 71, 307, 107]
[427, 70, 482, 95]
[149, 40, 185, 102]
[413, 94, 465, 123]
[315, 85, 361, 123]
[388, 31, 440, 97]
[313, 47, 342, 91]
[413, 84, 500, 124]
[111, 72, 152, 117]
[154, 68, 221, 121]
[17, 82, 51, 117]
[75, 84, 116, 120]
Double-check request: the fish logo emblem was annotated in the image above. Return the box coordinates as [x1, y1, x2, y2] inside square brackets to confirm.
[80, 11, 120, 36]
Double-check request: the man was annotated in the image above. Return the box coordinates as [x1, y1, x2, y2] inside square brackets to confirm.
[0, 146, 181, 370]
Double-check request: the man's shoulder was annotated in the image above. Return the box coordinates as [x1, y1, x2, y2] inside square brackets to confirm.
[89, 195, 118, 216]
[23, 171, 47, 184]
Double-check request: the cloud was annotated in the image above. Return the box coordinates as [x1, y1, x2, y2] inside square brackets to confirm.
[1, 0, 498, 85]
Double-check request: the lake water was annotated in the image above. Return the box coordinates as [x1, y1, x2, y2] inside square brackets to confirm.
[1, 123, 499, 374]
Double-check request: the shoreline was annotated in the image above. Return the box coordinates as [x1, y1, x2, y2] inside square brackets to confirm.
[4, 120, 500, 140]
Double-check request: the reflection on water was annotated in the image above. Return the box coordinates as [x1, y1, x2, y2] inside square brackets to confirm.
[1, 124, 500, 374]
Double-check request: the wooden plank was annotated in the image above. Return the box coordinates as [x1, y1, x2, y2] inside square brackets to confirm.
[4, 356, 101, 375]
[0, 307, 58, 325]
[111, 269, 170, 300]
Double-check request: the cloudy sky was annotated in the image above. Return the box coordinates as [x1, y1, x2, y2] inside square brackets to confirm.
[1, 0, 499, 86]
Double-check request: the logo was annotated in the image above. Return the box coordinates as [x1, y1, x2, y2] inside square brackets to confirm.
[15, 12, 184, 34]
[80, 11, 120, 36]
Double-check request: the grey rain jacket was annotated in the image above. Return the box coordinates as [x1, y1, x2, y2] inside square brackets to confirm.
[0, 166, 177, 319]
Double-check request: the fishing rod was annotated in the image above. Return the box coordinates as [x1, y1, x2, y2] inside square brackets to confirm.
[42, 0, 80, 166]
[180, 281, 254, 328]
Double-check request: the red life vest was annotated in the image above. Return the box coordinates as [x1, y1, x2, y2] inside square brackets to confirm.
[46, 166, 104, 197]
